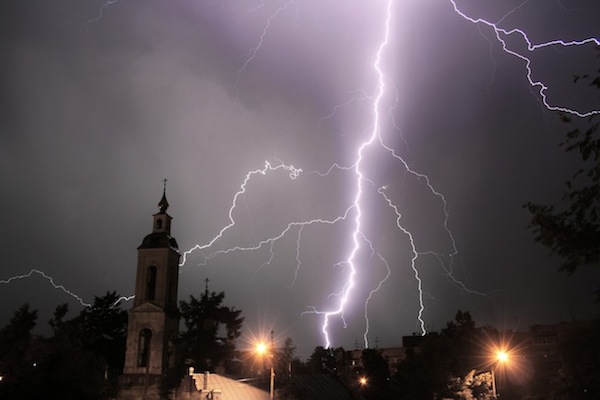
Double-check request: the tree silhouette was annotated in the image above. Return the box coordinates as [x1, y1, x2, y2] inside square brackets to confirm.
[361, 348, 390, 386]
[307, 346, 337, 374]
[179, 290, 244, 372]
[395, 311, 504, 400]
[0, 293, 129, 400]
[0, 304, 38, 399]
[76, 291, 128, 396]
[525, 51, 600, 302]
[274, 337, 296, 383]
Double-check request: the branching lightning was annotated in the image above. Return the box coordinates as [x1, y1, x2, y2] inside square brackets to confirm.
[192, 0, 598, 349]
[180, 161, 309, 268]
[378, 185, 425, 335]
[317, 0, 394, 348]
[4, 0, 599, 350]
[363, 253, 391, 347]
[180, 0, 600, 349]
[449, 0, 600, 117]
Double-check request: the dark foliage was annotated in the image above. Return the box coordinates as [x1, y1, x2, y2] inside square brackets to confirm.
[179, 290, 244, 372]
[394, 311, 503, 400]
[306, 346, 339, 374]
[0, 292, 128, 400]
[524, 56, 600, 302]
[274, 337, 297, 384]
[555, 319, 600, 399]
[0, 304, 38, 400]
[361, 348, 390, 387]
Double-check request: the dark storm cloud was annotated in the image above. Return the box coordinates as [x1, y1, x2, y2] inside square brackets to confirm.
[1, 0, 599, 357]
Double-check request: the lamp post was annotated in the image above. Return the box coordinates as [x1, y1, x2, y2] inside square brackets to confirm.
[188, 366, 195, 399]
[491, 350, 509, 399]
[491, 366, 497, 399]
[255, 341, 274, 400]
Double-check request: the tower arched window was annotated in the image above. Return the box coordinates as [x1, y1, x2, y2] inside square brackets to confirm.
[138, 329, 152, 368]
[156, 219, 163, 229]
[146, 265, 157, 301]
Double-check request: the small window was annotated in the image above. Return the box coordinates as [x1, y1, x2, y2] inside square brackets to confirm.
[146, 266, 157, 301]
[138, 329, 152, 367]
[156, 219, 163, 229]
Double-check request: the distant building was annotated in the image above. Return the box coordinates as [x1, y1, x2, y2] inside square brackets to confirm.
[118, 187, 181, 400]
[346, 349, 362, 377]
[528, 320, 595, 391]
[342, 346, 406, 380]
[402, 333, 428, 350]
[379, 347, 406, 377]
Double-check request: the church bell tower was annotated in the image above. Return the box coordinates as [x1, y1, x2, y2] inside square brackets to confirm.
[119, 183, 180, 400]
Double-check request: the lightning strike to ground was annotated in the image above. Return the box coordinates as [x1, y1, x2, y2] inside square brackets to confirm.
[317, 0, 394, 349]
[178, 0, 600, 350]
[378, 185, 425, 335]
[5, 0, 600, 352]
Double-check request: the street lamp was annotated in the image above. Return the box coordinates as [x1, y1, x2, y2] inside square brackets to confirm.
[255, 341, 274, 400]
[491, 350, 509, 399]
[188, 366, 195, 399]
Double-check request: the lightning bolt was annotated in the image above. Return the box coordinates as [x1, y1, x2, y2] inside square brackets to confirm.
[378, 186, 425, 336]
[363, 252, 392, 348]
[181, 163, 354, 270]
[113, 295, 136, 306]
[85, 0, 119, 30]
[180, 160, 306, 268]
[315, 0, 600, 348]
[235, 0, 298, 90]
[7, 0, 598, 352]
[0, 268, 135, 309]
[449, 0, 600, 117]
[1, 269, 92, 308]
[182, 1, 407, 349]
[317, 0, 395, 348]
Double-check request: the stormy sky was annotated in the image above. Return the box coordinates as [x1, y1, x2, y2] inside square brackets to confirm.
[1, 0, 599, 358]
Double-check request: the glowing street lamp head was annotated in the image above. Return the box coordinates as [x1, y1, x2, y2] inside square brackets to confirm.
[359, 377, 367, 386]
[256, 342, 268, 356]
[497, 350, 509, 363]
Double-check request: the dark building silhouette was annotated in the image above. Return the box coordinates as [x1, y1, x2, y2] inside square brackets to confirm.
[118, 186, 181, 400]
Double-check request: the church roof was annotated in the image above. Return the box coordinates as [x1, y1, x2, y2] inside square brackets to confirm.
[138, 232, 179, 250]
[157, 178, 170, 214]
[158, 190, 169, 214]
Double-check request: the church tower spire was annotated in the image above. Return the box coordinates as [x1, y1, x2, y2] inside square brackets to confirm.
[158, 178, 169, 214]
[152, 179, 172, 236]
[119, 182, 181, 399]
